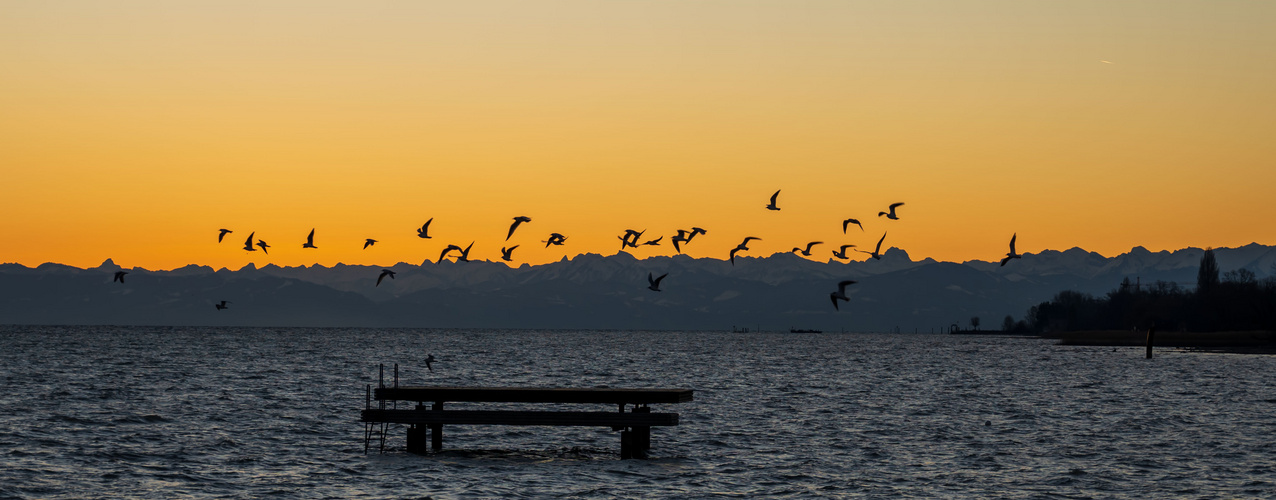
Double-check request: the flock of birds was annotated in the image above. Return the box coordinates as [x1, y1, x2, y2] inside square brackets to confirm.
[112, 190, 1024, 313]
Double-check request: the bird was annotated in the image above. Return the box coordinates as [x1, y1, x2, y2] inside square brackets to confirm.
[425, 353, 435, 371]
[792, 241, 823, 257]
[500, 245, 518, 262]
[647, 272, 668, 292]
[689, 227, 707, 239]
[364, 239, 377, 249]
[766, 190, 781, 211]
[1000, 233, 1022, 267]
[376, 269, 395, 286]
[855, 232, 887, 260]
[842, 218, 863, 233]
[242, 232, 257, 252]
[642, 236, 663, 246]
[544, 233, 567, 247]
[878, 202, 904, 220]
[302, 229, 317, 249]
[729, 237, 761, 266]
[215, 300, 230, 310]
[507, 216, 531, 241]
[830, 280, 857, 311]
[218, 229, 233, 243]
[619, 229, 644, 249]
[417, 219, 433, 239]
[729, 247, 744, 266]
[456, 242, 474, 262]
[256, 239, 270, 255]
[438, 244, 463, 262]
[113, 271, 128, 283]
[832, 244, 857, 260]
[671, 230, 689, 254]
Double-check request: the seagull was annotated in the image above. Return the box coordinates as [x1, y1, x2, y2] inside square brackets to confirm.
[438, 244, 463, 262]
[243, 232, 257, 252]
[544, 233, 567, 247]
[456, 242, 474, 262]
[500, 245, 518, 262]
[256, 239, 270, 255]
[619, 229, 644, 249]
[215, 300, 230, 310]
[302, 229, 317, 249]
[376, 269, 395, 286]
[830, 280, 857, 311]
[642, 236, 663, 246]
[425, 353, 435, 371]
[766, 190, 781, 211]
[832, 244, 857, 260]
[689, 227, 707, 239]
[842, 218, 863, 233]
[417, 218, 433, 239]
[878, 202, 904, 220]
[507, 216, 531, 241]
[729, 237, 762, 266]
[364, 239, 377, 249]
[792, 241, 823, 256]
[671, 230, 688, 253]
[113, 271, 128, 283]
[1000, 233, 1022, 267]
[218, 229, 233, 243]
[855, 232, 887, 260]
[647, 272, 668, 292]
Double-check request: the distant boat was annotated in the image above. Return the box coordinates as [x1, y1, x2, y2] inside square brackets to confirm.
[789, 328, 823, 334]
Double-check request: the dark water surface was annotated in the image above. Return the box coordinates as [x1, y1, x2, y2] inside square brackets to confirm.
[2, 326, 1275, 498]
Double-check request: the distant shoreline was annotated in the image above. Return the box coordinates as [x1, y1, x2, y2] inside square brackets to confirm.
[1047, 330, 1276, 354]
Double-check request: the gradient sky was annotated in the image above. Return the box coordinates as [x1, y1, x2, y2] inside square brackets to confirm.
[2, 1, 1274, 270]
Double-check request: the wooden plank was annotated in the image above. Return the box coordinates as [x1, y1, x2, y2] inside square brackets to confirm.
[361, 409, 680, 427]
[374, 386, 693, 404]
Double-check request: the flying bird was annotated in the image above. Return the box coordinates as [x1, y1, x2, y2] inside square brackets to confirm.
[842, 218, 863, 233]
[376, 269, 396, 286]
[215, 300, 230, 310]
[417, 219, 433, 239]
[766, 190, 781, 211]
[302, 229, 317, 249]
[855, 232, 887, 260]
[830, 280, 857, 311]
[878, 202, 904, 220]
[256, 239, 270, 255]
[689, 227, 707, 239]
[425, 353, 435, 371]
[642, 236, 663, 246]
[113, 271, 128, 283]
[544, 233, 567, 247]
[671, 230, 689, 253]
[1000, 233, 1022, 267]
[832, 244, 857, 260]
[438, 244, 463, 262]
[647, 272, 668, 292]
[364, 239, 377, 249]
[618, 229, 645, 249]
[729, 237, 762, 266]
[507, 216, 531, 241]
[243, 232, 257, 252]
[218, 229, 233, 243]
[792, 241, 823, 257]
[500, 245, 518, 262]
[456, 242, 474, 262]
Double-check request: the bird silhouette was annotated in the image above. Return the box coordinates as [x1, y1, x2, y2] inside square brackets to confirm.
[376, 269, 395, 286]
[425, 353, 435, 371]
[438, 244, 463, 262]
[113, 271, 128, 283]
[642, 236, 663, 246]
[364, 239, 377, 249]
[456, 242, 474, 262]
[1000, 233, 1022, 267]
[766, 190, 781, 211]
[218, 229, 233, 243]
[792, 241, 823, 256]
[256, 239, 270, 255]
[647, 272, 668, 292]
[855, 232, 887, 260]
[417, 219, 433, 239]
[842, 218, 863, 233]
[689, 227, 707, 239]
[878, 202, 904, 220]
[500, 245, 518, 262]
[730, 237, 762, 266]
[507, 216, 531, 241]
[830, 280, 857, 311]
[243, 232, 257, 252]
[302, 229, 317, 249]
[544, 233, 567, 247]
[618, 229, 644, 249]
[671, 230, 689, 253]
[832, 244, 857, 260]
[215, 300, 230, 310]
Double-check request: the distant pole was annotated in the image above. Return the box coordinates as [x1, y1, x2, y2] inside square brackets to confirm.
[1145, 325, 1156, 359]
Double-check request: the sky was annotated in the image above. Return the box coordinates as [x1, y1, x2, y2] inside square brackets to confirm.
[2, 1, 1274, 271]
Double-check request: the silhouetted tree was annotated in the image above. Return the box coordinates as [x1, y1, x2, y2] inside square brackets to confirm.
[970, 316, 980, 330]
[1198, 248, 1219, 294]
[1002, 315, 1015, 332]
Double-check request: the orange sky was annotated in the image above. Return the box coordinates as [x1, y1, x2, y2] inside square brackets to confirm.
[2, 1, 1274, 270]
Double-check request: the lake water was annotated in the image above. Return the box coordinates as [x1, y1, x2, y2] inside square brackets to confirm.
[2, 326, 1275, 498]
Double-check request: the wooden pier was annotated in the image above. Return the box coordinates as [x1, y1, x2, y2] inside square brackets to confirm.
[361, 365, 692, 459]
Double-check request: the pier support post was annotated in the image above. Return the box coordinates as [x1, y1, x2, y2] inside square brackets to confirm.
[1145, 325, 1156, 359]
[620, 429, 633, 459]
[430, 402, 443, 451]
[406, 425, 427, 454]
[633, 406, 651, 458]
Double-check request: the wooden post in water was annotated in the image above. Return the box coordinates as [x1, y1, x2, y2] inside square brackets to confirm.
[406, 403, 427, 454]
[633, 406, 651, 459]
[1145, 325, 1156, 359]
[430, 401, 443, 451]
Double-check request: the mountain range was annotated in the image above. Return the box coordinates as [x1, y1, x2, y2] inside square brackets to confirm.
[3, 244, 1274, 331]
